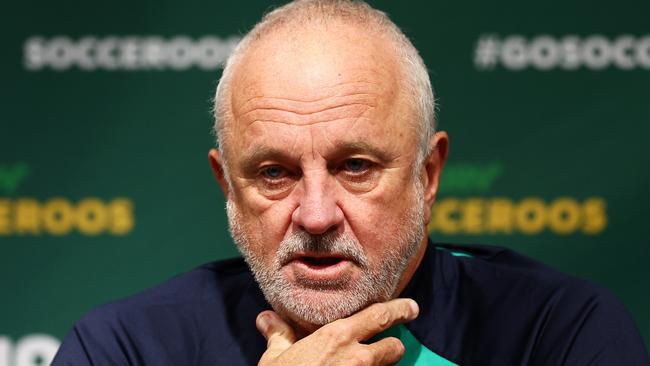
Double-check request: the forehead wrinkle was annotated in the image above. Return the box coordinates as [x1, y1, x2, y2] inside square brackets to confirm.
[233, 84, 381, 130]
[242, 104, 374, 128]
[239, 94, 377, 116]
[234, 82, 381, 117]
[242, 117, 366, 130]
[320, 124, 337, 152]
[346, 106, 374, 135]
[290, 129, 303, 162]
[232, 69, 389, 115]
[310, 126, 316, 161]
[237, 80, 379, 108]
[240, 97, 375, 116]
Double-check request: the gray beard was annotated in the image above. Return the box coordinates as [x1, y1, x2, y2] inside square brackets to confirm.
[226, 185, 425, 326]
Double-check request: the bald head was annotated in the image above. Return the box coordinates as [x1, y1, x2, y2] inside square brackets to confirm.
[208, 1, 448, 331]
[213, 0, 435, 178]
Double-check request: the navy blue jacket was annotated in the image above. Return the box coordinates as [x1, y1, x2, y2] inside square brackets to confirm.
[52, 243, 649, 365]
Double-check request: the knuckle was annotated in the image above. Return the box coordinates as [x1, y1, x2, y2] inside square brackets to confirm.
[371, 304, 392, 328]
[352, 349, 374, 366]
[318, 325, 337, 339]
[321, 320, 352, 343]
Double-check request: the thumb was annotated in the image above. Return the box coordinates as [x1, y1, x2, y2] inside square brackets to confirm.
[256, 311, 296, 358]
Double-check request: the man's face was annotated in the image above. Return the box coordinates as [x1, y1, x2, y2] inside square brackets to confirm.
[216, 25, 436, 327]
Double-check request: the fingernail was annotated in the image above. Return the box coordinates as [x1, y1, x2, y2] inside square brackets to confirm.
[408, 299, 419, 316]
[258, 313, 271, 333]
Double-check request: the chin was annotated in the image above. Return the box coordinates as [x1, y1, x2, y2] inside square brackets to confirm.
[271, 282, 390, 327]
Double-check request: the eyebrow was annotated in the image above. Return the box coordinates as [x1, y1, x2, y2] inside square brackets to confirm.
[331, 141, 393, 162]
[239, 141, 393, 172]
[240, 146, 295, 173]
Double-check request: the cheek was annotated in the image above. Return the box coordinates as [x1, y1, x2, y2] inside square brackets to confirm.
[349, 207, 402, 244]
[238, 195, 295, 259]
[342, 185, 417, 253]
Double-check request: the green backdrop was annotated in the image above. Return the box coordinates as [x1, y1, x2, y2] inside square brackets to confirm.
[1, 0, 648, 364]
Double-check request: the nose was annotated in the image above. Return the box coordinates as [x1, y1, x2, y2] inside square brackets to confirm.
[291, 174, 344, 235]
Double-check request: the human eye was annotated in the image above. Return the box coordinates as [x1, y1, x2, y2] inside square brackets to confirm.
[337, 158, 379, 191]
[260, 165, 287, 180]
[256, 164, 297, 198]
[342, 158, 371, 174]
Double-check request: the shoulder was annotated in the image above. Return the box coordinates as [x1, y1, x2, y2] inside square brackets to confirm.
[433, 243, 649, 365]
[437, 242, 612, 301]
[82, 257, 253, 321]
[53, 257, 266, 366]
[436, 242, 635, 330]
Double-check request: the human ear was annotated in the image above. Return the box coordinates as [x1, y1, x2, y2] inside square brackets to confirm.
[421, 132, 449, 222]
[208, 148, 231, 198]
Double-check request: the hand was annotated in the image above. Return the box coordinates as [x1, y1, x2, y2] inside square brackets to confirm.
[256, 298, 419, 366]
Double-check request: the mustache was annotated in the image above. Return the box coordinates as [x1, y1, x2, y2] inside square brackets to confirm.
[276, 230, 369, 268]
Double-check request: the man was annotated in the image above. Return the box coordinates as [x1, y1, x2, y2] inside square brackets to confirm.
[53, 1, 649, 365]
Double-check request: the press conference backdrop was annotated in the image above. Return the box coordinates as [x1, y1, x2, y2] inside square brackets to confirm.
[1, 0, 649, 364]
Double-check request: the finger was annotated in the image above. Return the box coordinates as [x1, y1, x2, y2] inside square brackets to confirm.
[344, 298, 419, 341]
[256, 311, 296, 357]
[366, 336, 405, 365]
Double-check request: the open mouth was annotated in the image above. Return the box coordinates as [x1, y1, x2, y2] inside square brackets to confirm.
[284, 253, 357, 283]
[299, 256, 345, 268]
